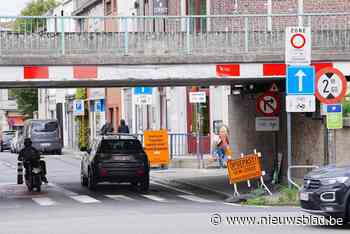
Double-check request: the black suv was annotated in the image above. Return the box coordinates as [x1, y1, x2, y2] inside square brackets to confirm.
[300, 164, 350, 222]
[81, 134, 150, 192]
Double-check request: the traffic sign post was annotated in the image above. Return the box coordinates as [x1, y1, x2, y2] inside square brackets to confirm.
[316, 67, 347, 104]
[134, 87, 153, 105]
[285, 27, 311, 65]
[256, 92, 280, 117]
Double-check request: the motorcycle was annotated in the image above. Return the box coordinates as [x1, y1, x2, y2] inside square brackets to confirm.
[24, 162, 42, 192]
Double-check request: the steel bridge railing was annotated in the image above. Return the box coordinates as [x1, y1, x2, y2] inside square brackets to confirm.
[0, 13, 349, 56]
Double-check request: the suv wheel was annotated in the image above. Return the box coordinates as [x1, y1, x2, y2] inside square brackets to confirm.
[81, 172, 88, 187]
[139, 175, 150, 192]
[87, 169, 96, 190]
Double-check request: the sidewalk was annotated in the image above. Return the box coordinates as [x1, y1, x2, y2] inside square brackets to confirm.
[151, 168, 236, 199]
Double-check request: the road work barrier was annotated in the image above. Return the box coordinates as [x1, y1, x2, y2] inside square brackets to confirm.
[227, 150, 271, 196]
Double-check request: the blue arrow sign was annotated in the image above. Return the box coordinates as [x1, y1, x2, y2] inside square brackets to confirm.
[286, 66, 315, 95]
[327, 104, 342, 113]
[134, 87, 153, 95]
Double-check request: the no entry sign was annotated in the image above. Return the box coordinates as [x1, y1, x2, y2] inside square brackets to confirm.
[316, 67, 347, 104]
[256, 92, 280, 117]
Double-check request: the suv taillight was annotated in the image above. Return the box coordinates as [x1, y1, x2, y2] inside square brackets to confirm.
[99, 167, 108, 177]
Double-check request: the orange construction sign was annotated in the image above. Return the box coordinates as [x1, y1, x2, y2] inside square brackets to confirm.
[227, 154, 262, 184]
[144, 129, 169, 166]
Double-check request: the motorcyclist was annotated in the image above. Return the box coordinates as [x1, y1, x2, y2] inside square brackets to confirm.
[18, 138, 48, 183]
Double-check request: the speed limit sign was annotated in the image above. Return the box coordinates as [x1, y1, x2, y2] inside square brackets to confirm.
[316, 67, 347, 104]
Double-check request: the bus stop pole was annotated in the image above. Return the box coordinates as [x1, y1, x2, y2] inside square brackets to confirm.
[287, 112, 292, 188]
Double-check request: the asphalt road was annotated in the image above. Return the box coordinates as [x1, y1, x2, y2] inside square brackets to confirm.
[0, 151, 349, 234]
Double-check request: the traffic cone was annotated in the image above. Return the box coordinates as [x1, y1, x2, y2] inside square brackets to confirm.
[17, 161, 23, 184]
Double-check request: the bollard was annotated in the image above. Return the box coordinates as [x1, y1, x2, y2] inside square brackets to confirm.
[17, 161, 23, 184]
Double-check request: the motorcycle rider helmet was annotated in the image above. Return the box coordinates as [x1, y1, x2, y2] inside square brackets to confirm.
[24, 138, 32, 147]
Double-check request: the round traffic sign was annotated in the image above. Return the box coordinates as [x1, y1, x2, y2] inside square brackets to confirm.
[290, 33, 306, 49]
[315, 67, 347, 104]
[256, 92, 280, 117]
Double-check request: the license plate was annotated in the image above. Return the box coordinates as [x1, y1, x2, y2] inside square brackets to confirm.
[41, 143, 51, 147]
[300, 192, 309, 201]
[113, 156, 132, 161]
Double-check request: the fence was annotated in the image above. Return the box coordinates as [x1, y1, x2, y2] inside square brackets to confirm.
[137, 133, 208, 159]
[0, 13, 349, 56]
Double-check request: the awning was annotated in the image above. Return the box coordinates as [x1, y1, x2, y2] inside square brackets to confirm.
[8, 116, 24, 127]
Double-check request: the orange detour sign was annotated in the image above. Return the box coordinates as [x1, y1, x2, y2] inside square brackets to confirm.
[227, 154, 262, 184]
[144, 129, 169, 166]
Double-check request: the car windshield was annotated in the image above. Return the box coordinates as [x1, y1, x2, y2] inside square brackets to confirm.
[99, 139, 143, 154]
[32, 121, 58, 132]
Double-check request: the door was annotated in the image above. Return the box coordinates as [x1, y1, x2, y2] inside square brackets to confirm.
[187, 87, 210, 154]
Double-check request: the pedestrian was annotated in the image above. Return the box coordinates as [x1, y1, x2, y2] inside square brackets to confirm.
[212, 125, 233, 168]
[100, 122, 114, 135]
[117, 119, 130, 133]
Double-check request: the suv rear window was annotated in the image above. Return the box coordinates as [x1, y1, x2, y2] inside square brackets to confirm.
[99, 139, 143, 154]
[32, 122, 58, 132]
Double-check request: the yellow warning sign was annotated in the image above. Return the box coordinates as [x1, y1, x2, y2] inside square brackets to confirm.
[227, 154, 262, 184]
[144, 129, 169, 166]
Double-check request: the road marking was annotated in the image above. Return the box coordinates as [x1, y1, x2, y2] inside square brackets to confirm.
[32, 197, 58, 206]
[105, 195, 135, 201]
[150, 181, 194, 195]
[48, 183, 78, 196]
[141, 194, 168, 203]
[70, 195, 101, 204]
[178, 195, 214, 203]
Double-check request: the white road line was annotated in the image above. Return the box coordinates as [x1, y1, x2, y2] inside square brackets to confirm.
[32, 197, 58, 206]
[48, 183, 78, 196]
[141, 194, 168, 203]
[105, 195, 135, 201]
[178, 195, 215, 203]
[150, 181, 194, 195]
[70, 195, 101, 204]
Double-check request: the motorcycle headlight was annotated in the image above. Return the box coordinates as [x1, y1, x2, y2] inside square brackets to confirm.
[320, 177, 349, 186]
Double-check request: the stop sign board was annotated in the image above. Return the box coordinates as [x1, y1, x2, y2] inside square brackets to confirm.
[256, 92, 281, 117]
[315, 67, 347, 104]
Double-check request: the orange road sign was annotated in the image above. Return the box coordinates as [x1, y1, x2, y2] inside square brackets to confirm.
[227, 154, 262, 184]
[144, 129, 170, 166]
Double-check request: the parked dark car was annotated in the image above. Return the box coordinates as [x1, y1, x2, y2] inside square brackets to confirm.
[81, 134, 150, 192]
[1, 130, 15, 152]
[300, 164, 350, 222]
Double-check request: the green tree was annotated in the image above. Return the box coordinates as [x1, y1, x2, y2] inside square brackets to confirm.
[11, 0, 59, 118]
[10, 89, 38, 119]
[14, 0, 59, 32]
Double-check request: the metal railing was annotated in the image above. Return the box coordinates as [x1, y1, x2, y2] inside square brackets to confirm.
[136, 133, 207, 159]
[0, 13, 349, 56]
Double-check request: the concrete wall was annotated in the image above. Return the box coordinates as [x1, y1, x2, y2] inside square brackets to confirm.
[335, 124, 350, 166]
[228, 93, 277, 176]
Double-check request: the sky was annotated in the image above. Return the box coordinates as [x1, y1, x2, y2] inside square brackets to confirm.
[0, 0, 30, 16]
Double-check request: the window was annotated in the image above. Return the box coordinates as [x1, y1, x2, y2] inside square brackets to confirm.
[105, 0, 112, 14]
[32, 121, 58, 132]
[99, 139, 143, 154]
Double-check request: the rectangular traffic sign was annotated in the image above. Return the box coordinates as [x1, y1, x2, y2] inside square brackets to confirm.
[286, 95, 316, 112]
[286, 66, 315, 95]
[134, 87, 153, 95]
[327, 104, 342, 113]
[285, 27, 311, 65]
[189, 92, 206, 103]
[73, 100, 84, 116]
[135, 94, 153, 105]
[255, 117, 279, 131]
